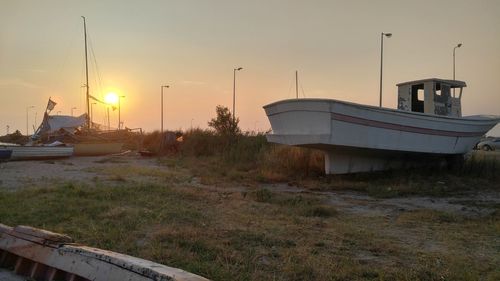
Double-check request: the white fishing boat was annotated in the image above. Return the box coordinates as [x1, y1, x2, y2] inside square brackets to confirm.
[5, 144, 74, 161]
[0, 224, 209, 281]
[264, 78, 500, 174]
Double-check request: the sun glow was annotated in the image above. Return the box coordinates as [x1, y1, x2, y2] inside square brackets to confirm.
[105, 92, 119, 105]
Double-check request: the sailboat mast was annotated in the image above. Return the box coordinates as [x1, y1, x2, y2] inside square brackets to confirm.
[295, 70, 298, 99]
[82, 16, 90, 129]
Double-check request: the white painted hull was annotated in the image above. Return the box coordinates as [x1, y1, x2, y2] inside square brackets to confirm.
[6, 146, 74, 161]
[264, 99, 500, 173]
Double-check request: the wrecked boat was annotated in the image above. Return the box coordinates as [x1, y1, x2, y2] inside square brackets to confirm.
[264, 78, 500, 174]
[32, 104, 124, 157]
[0, 224, 209, 281]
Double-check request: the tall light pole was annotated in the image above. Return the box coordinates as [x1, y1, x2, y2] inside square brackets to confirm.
[71, 107, 77, 117]
[90, 102, 96, 127]
[26, 105, 34, 136]
[118, 95, 125, 130]
[161, 85, 169, 133]
[453, 43, 462, 81]
[379, 32, 392, 107]
[34, 112, 37, 134]
[233, 67, 243, 125]
[107, 106, 110, 130]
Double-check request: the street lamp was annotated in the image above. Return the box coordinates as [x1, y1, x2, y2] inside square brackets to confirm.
[453, 43, 462, 96]
[118, 95, 125, 130]
[34, 112, 37, 134]
[71, 107, 77, 117]
[233, 67, 243, 124]
[90, 102, 97, 127]
[161, 85, 169, 133]
[379, 32, 392, 107]
[26, 105, 34, 136]
[453, 43, 462, 81]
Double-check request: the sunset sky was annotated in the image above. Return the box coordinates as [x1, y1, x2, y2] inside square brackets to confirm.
[1, 0, 499, 135]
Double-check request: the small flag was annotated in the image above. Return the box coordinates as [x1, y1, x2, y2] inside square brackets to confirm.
[47, 98, 57, 111]
[90, 95, 105, 104]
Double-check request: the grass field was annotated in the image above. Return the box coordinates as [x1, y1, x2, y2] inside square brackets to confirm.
[1, 133, 499, 280]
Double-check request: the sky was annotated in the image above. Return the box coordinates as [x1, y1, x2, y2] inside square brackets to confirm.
[1, 0, 499, 135]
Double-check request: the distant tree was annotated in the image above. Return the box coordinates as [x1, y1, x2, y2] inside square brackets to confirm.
[0, 130, 28, 145]
[208, 105, 240, 136]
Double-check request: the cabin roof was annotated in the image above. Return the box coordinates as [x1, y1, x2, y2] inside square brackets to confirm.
[396, 78, 466, 88]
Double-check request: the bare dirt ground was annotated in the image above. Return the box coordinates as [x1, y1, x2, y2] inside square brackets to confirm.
[2, 153, 498, 220]
[0, 154, 158, 190]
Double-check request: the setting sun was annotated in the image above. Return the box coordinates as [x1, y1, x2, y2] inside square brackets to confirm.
[104, 92, 119, 105]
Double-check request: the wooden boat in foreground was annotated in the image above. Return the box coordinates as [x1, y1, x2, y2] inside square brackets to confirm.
[264, 78, 500, 174]
[0, 224, 209, 281]
[6, 145, 74, 161]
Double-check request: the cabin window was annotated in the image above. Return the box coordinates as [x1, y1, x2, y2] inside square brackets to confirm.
[411, 84, 424, 113]
[452, 86, 461, 98]
[435, 83, 441, 96]
[417, 89, 424, 101]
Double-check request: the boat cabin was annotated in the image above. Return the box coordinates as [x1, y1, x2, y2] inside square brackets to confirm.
[396, 78, 466, 117]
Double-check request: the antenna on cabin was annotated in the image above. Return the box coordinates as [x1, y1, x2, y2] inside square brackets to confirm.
[295, 70, 298, 99]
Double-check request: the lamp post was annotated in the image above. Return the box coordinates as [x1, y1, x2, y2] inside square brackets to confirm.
[26, 105, 34, 136]
[118, 95, 125, 130]
[90, 102, 96, 127]
[233, 67, 243, 124]
[34, 112, 37, 134]
[71, 107, 77, 117]
[107, 106, 110, 130]
[379, 32, 392, 107]
[453, 43, 462, 96]
[161, 85, 169, 133]
[453, 43, 462, 81]
[6, 125, 9, 135]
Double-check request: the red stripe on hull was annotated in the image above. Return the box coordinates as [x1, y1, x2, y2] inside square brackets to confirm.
[331, 113, 483, 137]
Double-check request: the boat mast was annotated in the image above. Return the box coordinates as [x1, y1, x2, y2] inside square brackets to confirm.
[295, 70, 298, 99]
[82, 16, 90, 130]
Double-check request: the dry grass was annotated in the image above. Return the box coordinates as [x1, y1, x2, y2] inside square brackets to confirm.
[1, 166, 499, 280]
[1, 133, 500, 280]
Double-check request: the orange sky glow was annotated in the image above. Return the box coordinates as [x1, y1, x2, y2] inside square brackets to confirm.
[1, 0, 499, 135]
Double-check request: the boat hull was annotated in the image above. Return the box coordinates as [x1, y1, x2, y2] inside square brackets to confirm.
[0, 224, 209, 281]
[0, 149, 12, 161]
[6, 146, 73, 161]
[73, 142, 123, 156]
[264, 99, 500, 174]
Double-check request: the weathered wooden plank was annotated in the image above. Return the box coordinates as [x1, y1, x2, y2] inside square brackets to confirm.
[0, 225, 210, 281]
[13, 226, 73, 244]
